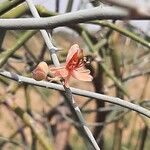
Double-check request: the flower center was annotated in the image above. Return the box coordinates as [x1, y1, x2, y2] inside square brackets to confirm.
[66, 58, 84, 71]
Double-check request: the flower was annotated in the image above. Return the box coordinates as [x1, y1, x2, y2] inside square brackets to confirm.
[50, 44, 93, 87]
[32, 61, 49, 81]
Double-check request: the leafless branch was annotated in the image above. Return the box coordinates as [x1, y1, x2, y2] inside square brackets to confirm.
[0, 70, 150, 118]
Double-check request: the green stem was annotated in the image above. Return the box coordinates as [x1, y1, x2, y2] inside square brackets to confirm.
[81, 30, 95, 52]
[0, 2, 28, 18]
[0, 30, 37, 68]
[101, 63, 129, 97]
[14, 106, 53, 150]
[24, 85, 37, 150]
[1, 3, 56, 19]
[24, 85, 31, 114]
[79, 27, 128, 98]
[109, 30, 126, 150]
[90, 21, 150, 49]
[0, 0, 24, 15]
[0, 125, 26, 148]
[79, 30, 129, 98]
[0, 76, 9, 85]
[66, 0, 73, 12]
[0, 30, 6, 48]
[10, 31, 38, 63]
[138, 126, 148, 150]
[94, 39, 107, 51]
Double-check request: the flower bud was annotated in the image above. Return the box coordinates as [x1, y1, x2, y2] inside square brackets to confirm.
[32, 62, 48, 81]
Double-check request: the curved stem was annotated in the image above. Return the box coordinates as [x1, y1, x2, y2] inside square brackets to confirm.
[0, 6, 149, 30]
[0, 70, 150, 118]
[90, 21, 150, 49]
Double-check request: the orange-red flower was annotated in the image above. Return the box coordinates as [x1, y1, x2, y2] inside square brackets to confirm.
[50, 44, 93, 87]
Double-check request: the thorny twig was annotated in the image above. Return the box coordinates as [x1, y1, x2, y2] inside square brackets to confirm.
[25, 0, 100, 149]
[0, 70, 150, 118]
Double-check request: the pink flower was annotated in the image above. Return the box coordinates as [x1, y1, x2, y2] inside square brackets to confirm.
[50, 44, 93, 87]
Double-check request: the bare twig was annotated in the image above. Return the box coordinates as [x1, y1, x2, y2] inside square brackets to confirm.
[0, 70, 150, 118]
[0, 125, 26, 148]
[25, 0, 60, 67]
[90, 21, 150, 49]
[0, 136, 28, 149]
[102, 0, 150, 17]
[25, 1, 100, 149]
[0, 6, 150, 30]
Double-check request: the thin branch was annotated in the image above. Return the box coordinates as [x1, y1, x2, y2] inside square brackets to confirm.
[101, 63, 129, 97]
[25, 1, 100, 149]
[82, 106, 122, 113]
[66, 0, 74, 12]
[0, 6, 150, 30]
[102, 0, 150, 17]
[0, 0, 25, 15]
[0, 30, 37, 67]
[123, 69, 150, 82]
[0, 70, 150, 118]
[0, 125, 26, 148]
[55, 0, 60, 12]
[25, 0, 60, 67]
[8, 105, 53, 150]
[0, 2, 28, 19]
[0, 136, 28, 149]
[89, 21, 150, 49]
[108, 68, 150, 89]
[63, 87, 100, 150]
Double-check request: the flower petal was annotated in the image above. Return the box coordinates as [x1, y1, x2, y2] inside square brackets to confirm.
[50, 67, 68, 78]
[72, 69, 93, 81]
[66, 44, 80, 65]
[76, 67, 90, 73]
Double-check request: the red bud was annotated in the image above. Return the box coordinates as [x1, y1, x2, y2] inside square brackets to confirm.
[32, 62, 48, 81]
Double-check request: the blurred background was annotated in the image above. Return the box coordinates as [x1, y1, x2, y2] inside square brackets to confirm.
[0, 0, 150, 150]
